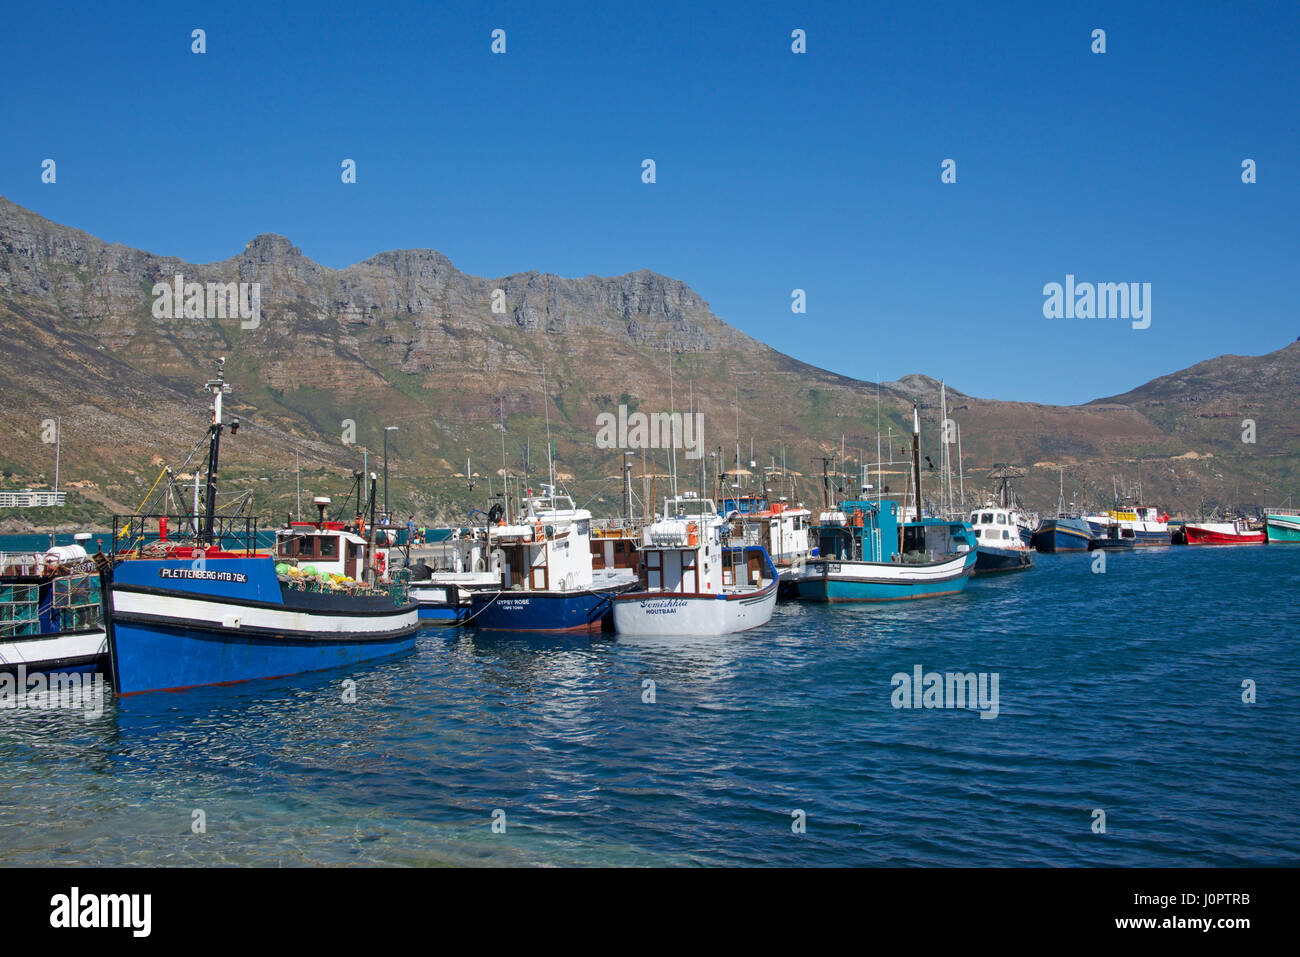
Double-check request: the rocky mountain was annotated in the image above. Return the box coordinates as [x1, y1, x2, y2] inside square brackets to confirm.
[1, 195, 1295, 530]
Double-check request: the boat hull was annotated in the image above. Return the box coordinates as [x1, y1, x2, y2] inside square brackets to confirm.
[107, 557, 419, 695]
[467, 586, 628, 632]
[1085, 520, 1171, 546]
[612, 547, 780, 637]
[410, 582, 469, 624]
[1265, 514, 1300, 543]
[1033, 518, 1094, 552]
[796, 550, 976, 602]
[974, 546, 1033, 574]
[612, 582, 778, 636]
[0, 628, 107, 675]
[1184, 523, 1266, 546]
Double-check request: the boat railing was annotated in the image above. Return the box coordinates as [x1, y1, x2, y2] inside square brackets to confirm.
[111, 514, 261, 558]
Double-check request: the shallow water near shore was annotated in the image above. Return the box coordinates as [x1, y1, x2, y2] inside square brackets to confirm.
[2, 545, 1297, 866]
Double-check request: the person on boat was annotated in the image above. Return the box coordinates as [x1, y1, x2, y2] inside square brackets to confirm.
[407, 515, 416, 544]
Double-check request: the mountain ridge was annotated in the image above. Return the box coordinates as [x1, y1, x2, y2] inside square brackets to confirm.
[2, 196, 1295, 527]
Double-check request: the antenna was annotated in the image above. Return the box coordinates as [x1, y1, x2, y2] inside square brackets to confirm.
[542, 362, 555, 510]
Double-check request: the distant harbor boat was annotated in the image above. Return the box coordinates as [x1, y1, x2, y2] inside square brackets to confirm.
[969, 467, 1034, 574]
[1034, 517, 1094, 551]
[1085, 504, 1172, 546]
[612, 493, 778, 636]
[1033, 470, 1094, 552]
[970, 505, 1034, 573]
[1184, 519, 1266, 546]
[102, 359, 418, 696]
[1, 537, 106, 675]
[1264, 509, 1300, 544]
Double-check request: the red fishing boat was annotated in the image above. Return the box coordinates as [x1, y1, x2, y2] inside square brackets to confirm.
[1183, 519, 1266, 545]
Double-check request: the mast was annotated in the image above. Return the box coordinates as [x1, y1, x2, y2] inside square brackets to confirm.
[622, 452, 633, 523]
[542, 364, 555, 511]
[668, 355, 678, 499]
[365, 472, 379, 584]
[911, 403, 923, 524]
[499, 402, 510, 524]
[957, 423, 964, 507]
[200, 358, 234, 546]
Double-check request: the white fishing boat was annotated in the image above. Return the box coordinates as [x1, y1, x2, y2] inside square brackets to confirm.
[969, 504, 1034, 573]
[1085, 503, 1172, 546]
[727, 498, 813, 595]
[612, 493, 778, 637]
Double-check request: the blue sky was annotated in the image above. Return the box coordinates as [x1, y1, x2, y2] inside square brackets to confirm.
[2, 0, 1296, 404]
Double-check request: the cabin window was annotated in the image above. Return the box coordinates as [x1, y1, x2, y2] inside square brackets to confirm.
[298, 538, 316, 559]
[996, 514, 1007, 524]
[576, 519, 590, 536]
[981, 513, 993, 524]
[319, 537, 337, 558]
[1002, 530, 1010, 540]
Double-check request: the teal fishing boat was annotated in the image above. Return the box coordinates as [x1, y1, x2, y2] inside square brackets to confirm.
[796, 500, 976, 601]
[1265, 510, 1300, 543]
[794, 405, 976, 602]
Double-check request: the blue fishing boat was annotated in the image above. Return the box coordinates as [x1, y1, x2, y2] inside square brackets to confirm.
[106, 551, 417, 695]
[1033, 470, 1095, 552]
[102, 359, 418, 695]
[1033, 516, 1094, 552]
[467, 487, 635, 632]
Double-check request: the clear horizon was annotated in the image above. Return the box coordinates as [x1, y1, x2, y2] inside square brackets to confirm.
[2, 0, 1295, 405]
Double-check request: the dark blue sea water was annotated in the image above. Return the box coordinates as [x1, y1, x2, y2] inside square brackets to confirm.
[2, 545, 1297, 866]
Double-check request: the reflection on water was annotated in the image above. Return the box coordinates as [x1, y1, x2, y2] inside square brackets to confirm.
[2, 547, 1298, 866]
